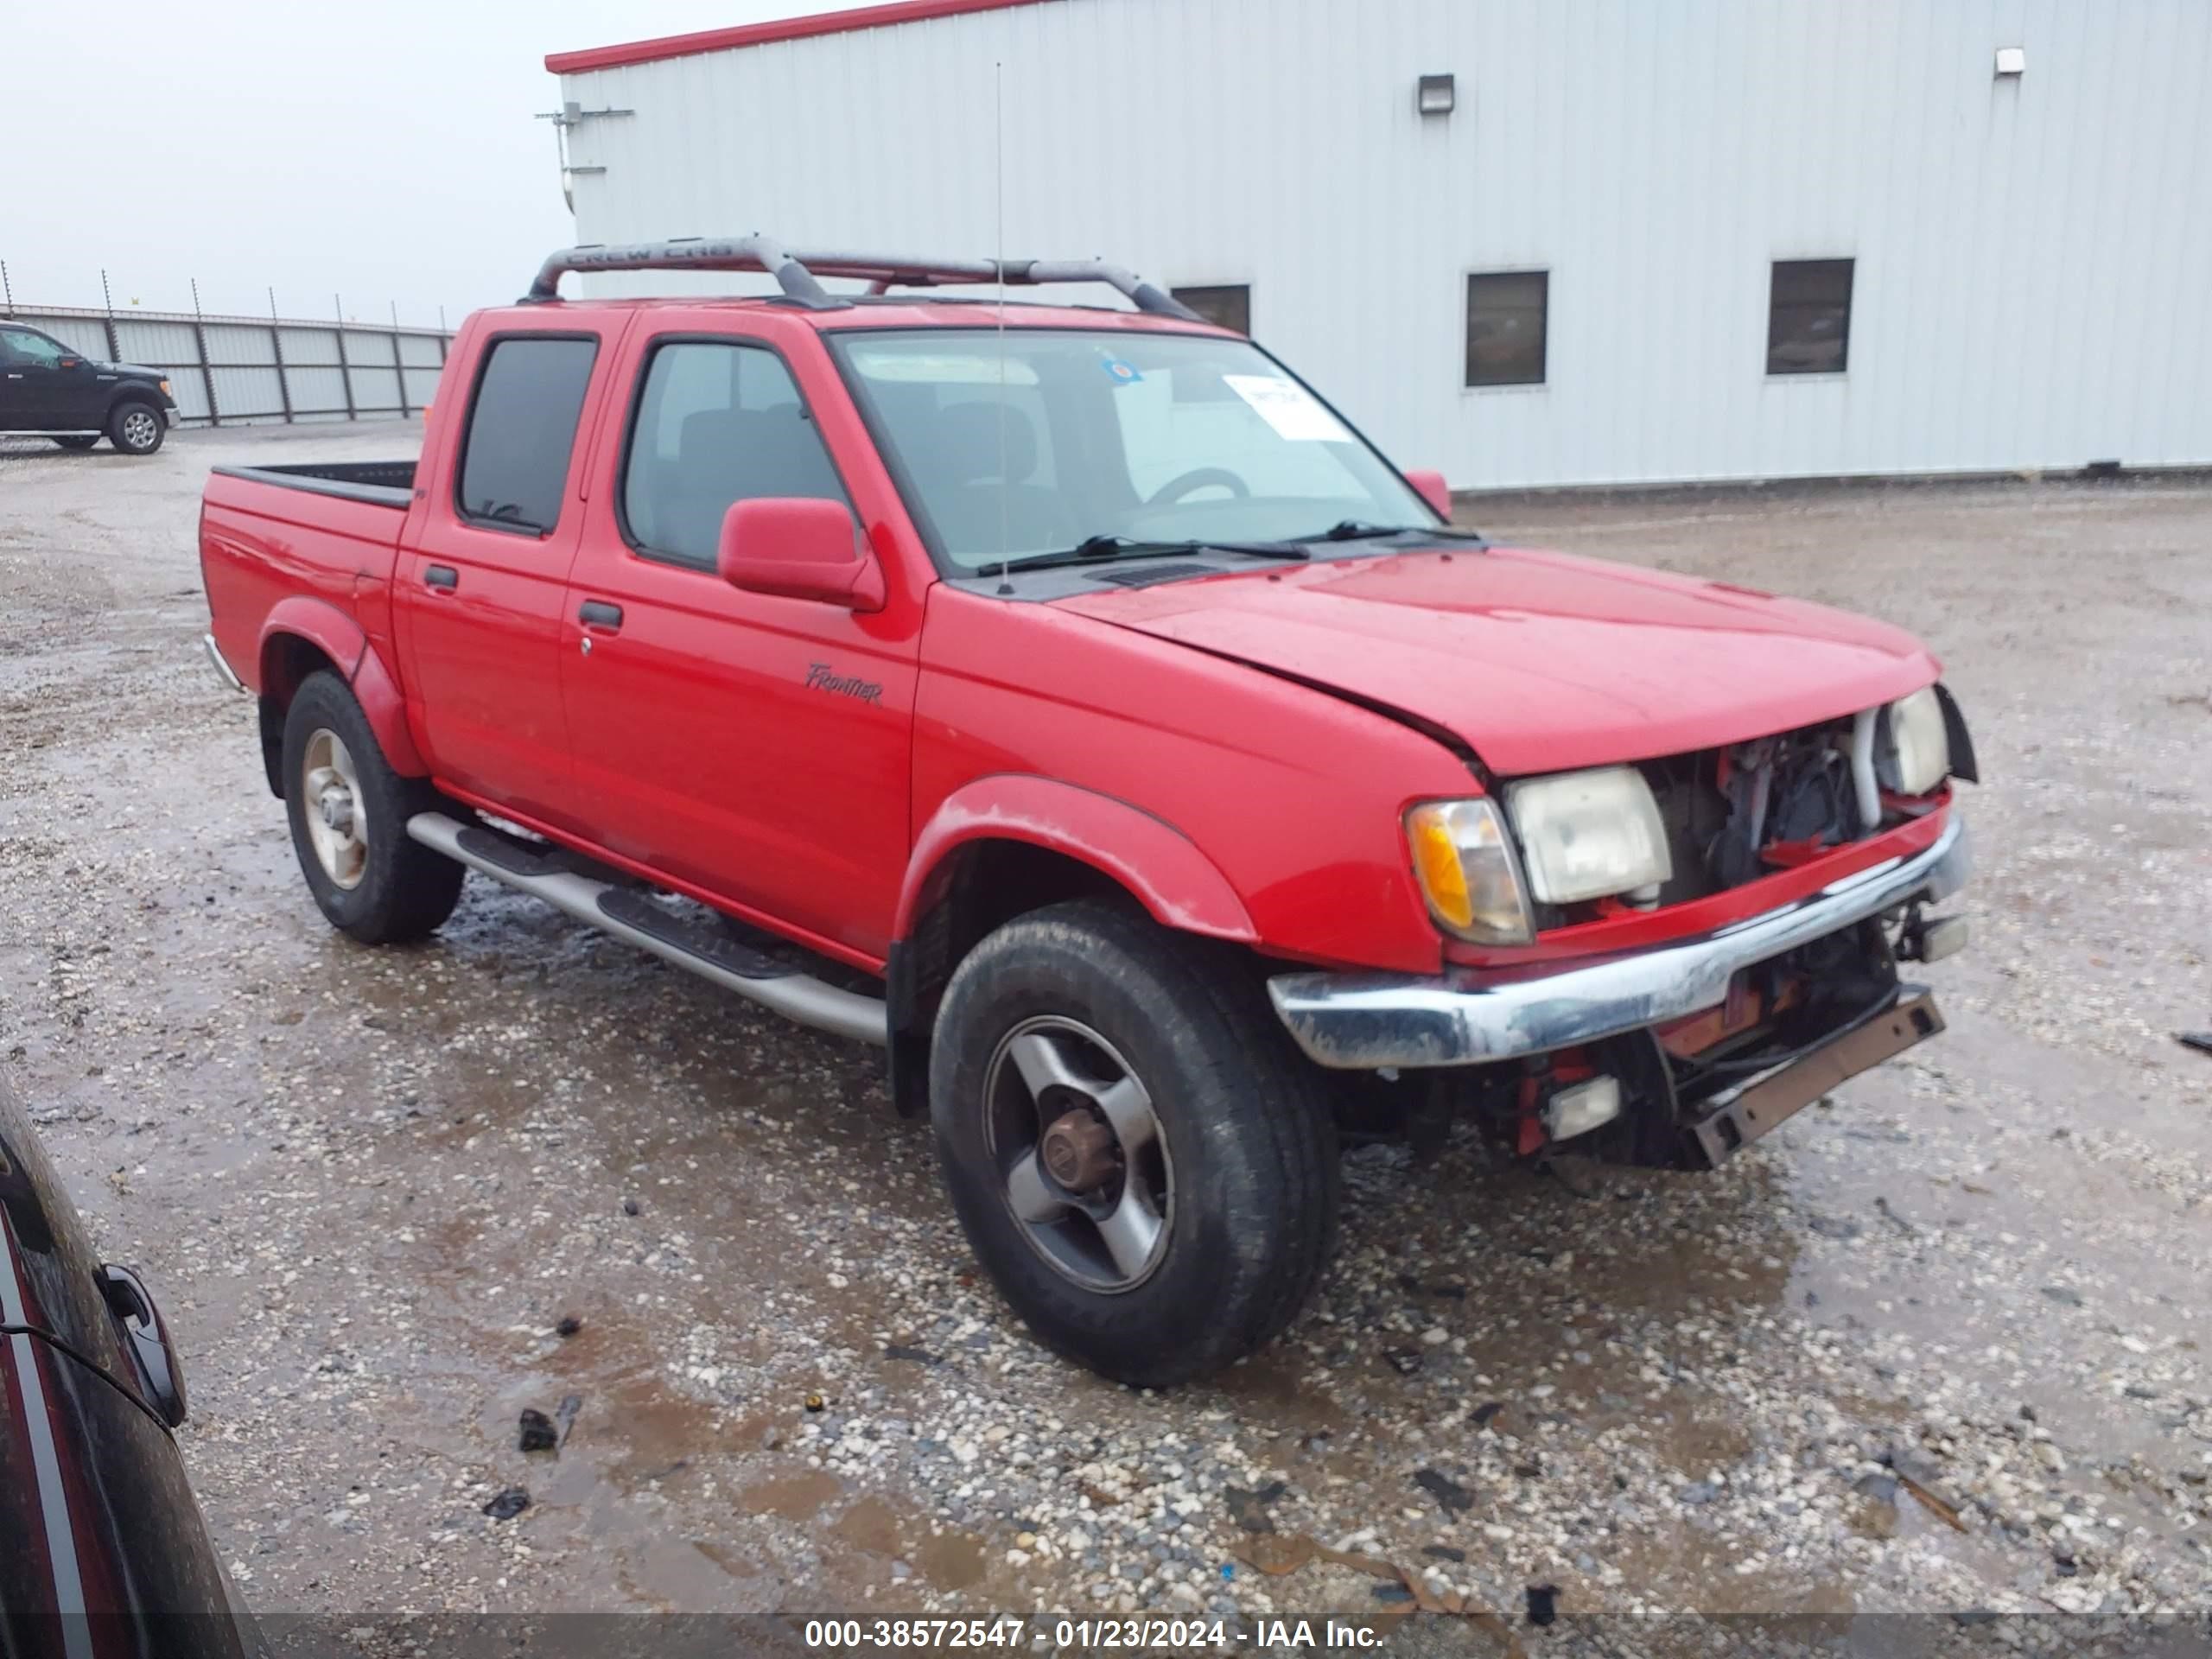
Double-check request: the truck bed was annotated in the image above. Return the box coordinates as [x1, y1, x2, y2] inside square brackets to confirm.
[208, 460, 416, 508]
[201, 461, 420, 696]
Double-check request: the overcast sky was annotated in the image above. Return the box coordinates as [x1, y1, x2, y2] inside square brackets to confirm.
[7, 0, 846, 326]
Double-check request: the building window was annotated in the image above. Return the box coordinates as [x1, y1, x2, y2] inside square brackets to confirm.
[1465, 270, 1548, 387]
[1172, 285, 1250, 334]
[1767, 258, 1853, 375]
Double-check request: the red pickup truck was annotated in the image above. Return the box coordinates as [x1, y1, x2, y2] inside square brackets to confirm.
[200, 238, 1974, 1386]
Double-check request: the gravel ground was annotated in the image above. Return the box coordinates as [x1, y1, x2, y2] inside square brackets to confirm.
[2, 425, 2209, 1652]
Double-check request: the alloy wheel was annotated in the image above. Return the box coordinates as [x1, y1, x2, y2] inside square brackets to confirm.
[983, 1015, 1173, 1293]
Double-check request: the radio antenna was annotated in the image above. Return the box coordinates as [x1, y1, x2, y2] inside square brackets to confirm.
[992, 59, 1015, 594]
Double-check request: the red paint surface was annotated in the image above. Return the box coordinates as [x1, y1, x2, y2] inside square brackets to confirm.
[898, 774, 1259, 945]
[201, 289, 1959, 983]
[1059, 545, 1939, 777]
[556, 306, 924, 957]
[718, 496, 887, 611]
[394, 308, 633, 832]
[546, 0, 1057, 75]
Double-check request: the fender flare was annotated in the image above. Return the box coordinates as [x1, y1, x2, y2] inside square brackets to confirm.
[103, 382, 168, 422]
[257, 598, 427, 777]
[895, 774, 1258, 945]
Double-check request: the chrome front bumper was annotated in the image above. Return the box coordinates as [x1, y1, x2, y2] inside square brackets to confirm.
[1268, 816, 1971, 1070]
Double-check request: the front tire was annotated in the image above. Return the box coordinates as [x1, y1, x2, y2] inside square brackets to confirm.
[282, 672, 464, 944]
[50, 435, 99, 451]
[930, 899, 1338, 1388]
[108, 401, 165, 454]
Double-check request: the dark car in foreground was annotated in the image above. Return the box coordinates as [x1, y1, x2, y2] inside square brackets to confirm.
[0, 321, 179, 454]
[0, 1071, 256, 1656]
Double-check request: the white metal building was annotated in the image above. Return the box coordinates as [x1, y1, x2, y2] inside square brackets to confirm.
[547, 0, 2212, 492]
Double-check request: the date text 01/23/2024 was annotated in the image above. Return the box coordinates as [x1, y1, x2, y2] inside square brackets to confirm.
[801, 1618, 1389, 1649]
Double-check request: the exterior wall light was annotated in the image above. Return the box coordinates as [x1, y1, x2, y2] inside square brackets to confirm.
[1417, 74, 1457, 116]
[1994, 47, 2026, 78]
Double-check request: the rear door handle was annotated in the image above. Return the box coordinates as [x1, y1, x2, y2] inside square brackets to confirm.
[578, 600, 624, 631]
[423, 564, 459, 591]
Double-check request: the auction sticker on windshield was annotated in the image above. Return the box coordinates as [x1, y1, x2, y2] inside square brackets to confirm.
[1223, 373, 1351, 442]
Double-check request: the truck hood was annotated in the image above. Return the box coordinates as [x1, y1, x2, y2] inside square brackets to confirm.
[1055, 544, 1940, 776]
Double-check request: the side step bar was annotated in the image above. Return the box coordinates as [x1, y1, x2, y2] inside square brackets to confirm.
[406, 811, 888, 1047]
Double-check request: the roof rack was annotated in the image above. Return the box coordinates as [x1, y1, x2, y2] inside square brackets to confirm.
[523, 235, 1205, 321]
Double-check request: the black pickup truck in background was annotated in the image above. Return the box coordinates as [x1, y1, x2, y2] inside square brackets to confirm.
[0, 320, 180, 454]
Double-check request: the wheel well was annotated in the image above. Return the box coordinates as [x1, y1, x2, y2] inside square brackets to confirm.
[257, 635, 342, 797]
[884, 839, 1138, 1116]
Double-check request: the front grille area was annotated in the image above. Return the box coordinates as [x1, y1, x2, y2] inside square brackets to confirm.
[1642, 714, 1872, 906]
[1529, 713, 1881, 930]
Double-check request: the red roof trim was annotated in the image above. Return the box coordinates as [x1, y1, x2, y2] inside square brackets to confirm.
[546, 0, 1058, 75]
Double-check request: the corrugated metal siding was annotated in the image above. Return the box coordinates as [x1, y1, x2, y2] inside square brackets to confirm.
[285, 367, 352, 415]
[209, 366, 284, 422]
[347, 366, 404, 412]
[560, 0, 2212, 488]
[278, 326, 342, 365]
[111, 318, 200, 368]
[167, 372, 213, 424]
[204, 323, 277, 366]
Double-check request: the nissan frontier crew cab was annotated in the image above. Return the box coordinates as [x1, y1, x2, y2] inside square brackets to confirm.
[199, 237, 1974, 1387]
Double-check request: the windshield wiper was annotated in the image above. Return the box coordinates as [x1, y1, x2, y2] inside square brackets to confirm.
[993, 535, 1311, 576]
[1300, 519, 1487, 543]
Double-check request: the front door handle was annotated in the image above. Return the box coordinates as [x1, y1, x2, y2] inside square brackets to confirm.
[423, 564, 459, 591]
[577, 600, 624, 631]
[96, 1263, 188, 1428]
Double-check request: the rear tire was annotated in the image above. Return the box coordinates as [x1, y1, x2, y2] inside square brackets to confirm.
[50, 435, 99, 451]
[282, 671, 463, 944]
[108, 401, 164, 454]
[929, 899, 1338, 1388]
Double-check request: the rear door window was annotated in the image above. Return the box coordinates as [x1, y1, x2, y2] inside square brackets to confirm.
[620, 340, 849, 570]
[455, 336, 599, 535]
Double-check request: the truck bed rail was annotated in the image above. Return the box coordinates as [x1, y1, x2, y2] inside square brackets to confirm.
[210, 461, 416, 509]
[522, 234, 1203, 321]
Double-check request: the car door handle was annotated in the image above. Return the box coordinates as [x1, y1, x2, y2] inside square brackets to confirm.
[577, 600, 624, 631]
[423, 564, 459, 591]
[97, 1263, 188, 1428]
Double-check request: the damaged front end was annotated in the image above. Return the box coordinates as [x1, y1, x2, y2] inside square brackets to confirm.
[1498, 914, 1947, 1172]
[1332, 910, 1952, 1173]
[1271, 691, 1976, 1172]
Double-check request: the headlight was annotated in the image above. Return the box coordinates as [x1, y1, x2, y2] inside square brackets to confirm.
[1503, 766, 1673, 906]
[1404, 798, 1533, 944]
[1879, 686, 1950, 796]
[159, 378, 173, 397]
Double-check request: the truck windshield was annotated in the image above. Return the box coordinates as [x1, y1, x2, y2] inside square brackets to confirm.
[830, 328, 1438, 573]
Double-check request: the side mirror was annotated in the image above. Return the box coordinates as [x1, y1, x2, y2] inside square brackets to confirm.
[1405, 468, 1453, 522]
[58, 356, 83, 371]
[716, 498, 884, 612]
